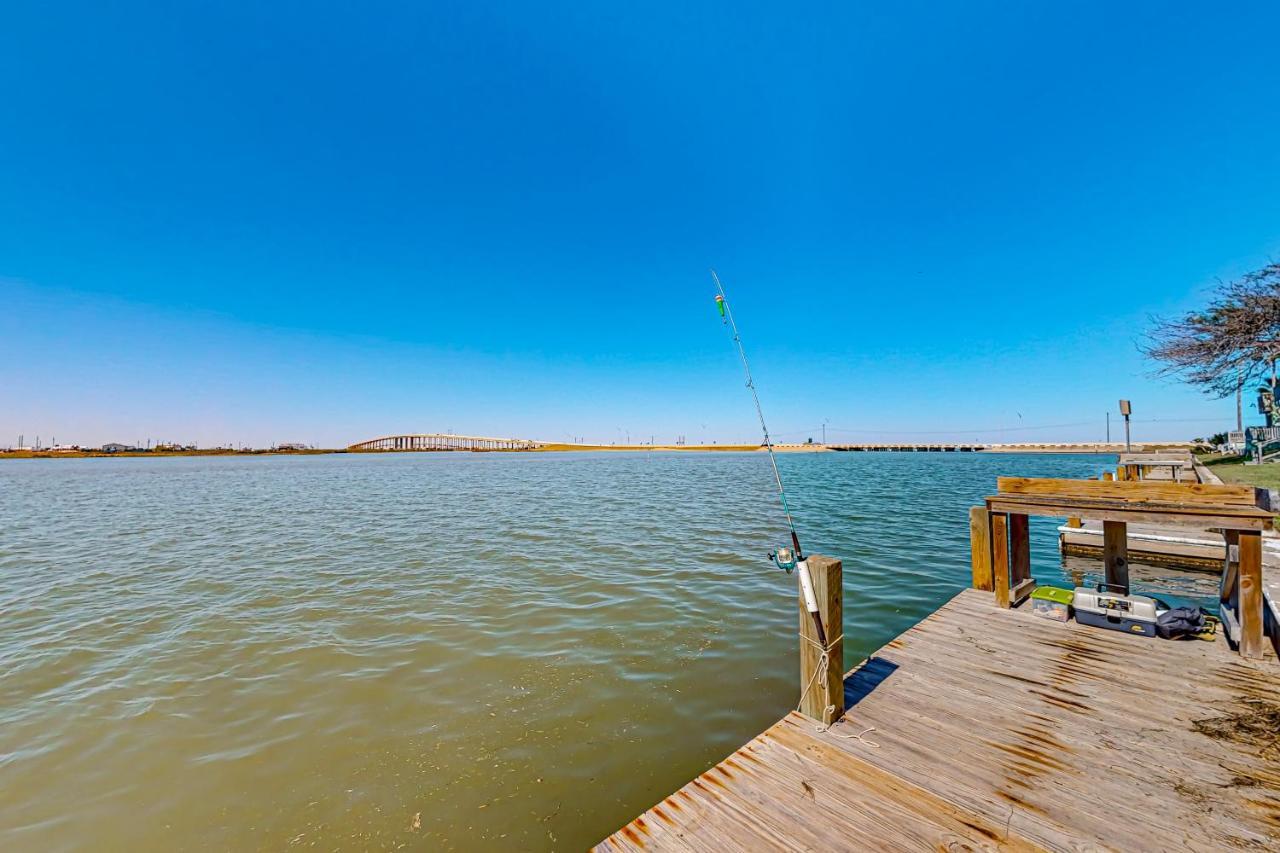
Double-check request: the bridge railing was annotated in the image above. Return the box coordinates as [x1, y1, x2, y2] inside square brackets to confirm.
[348, 434, 541, 452]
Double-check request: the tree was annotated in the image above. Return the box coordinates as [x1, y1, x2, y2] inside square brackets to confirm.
[1144, 263, 1280, 414]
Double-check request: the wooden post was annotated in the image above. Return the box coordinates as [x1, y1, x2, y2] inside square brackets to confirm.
[969, 506, 993, 591]
[1103, 520, 1129, 593]
[1102, 471, 1114, 482]
[1221, 529, 1241, 644]
[798, 555, 844, 724]
[1221, 530, 1240, 604]
[1008, 513, 1034, 605]
[991, 513, 1011, 608]
[1116, 465, 1126, 482]
[1066, 517, 1082, 528]
[1238, 531, 1264, 659]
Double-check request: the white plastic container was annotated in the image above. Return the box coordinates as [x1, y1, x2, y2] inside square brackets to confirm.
[1031, 600, 1070, 622]
[1073, 586, 1160, 637]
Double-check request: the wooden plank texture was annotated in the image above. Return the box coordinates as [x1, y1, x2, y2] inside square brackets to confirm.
[995, 476, 1262, 507]
[1238, 531, 1264, 659]
[797, 556, 844, 724]
[986, 495, 1273, 530]
[595, 589, 1280, 852]
[969, 506, 993, 591]
[1008, 513, 1031, 589]
[991, 513, 1010, 608]
[1102, 520, 1129, 592]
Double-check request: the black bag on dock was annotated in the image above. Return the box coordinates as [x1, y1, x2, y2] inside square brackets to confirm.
[1155, 606, 1207, 639]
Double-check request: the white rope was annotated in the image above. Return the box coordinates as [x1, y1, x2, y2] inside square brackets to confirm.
[796, 634, 880, 746]
[796, 632, 843, 730]
[833, 725, 880, 748]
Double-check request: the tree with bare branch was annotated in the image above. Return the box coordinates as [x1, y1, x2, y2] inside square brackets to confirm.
[1144, 263, 1280, 425]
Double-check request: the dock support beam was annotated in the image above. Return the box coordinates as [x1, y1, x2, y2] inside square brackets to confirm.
[1008, 513, 1034, 605]
[990, 512, 1034, 608]
[1103, 521, 1129, 593]
[798, 555, 844, 725]
[1238, 530, 1264, 659]
[991, 513, 1010, 608]
[1220, 530, 1265, 659]
[969, 507, 992, 591]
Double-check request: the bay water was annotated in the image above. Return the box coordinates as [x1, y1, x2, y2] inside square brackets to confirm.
[1, 451, 1215, 850]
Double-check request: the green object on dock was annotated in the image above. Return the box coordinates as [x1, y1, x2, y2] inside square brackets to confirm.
[1031, 586, 1074, 606]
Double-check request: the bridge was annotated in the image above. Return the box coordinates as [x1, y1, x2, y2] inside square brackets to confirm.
[348, 433, 541, 452]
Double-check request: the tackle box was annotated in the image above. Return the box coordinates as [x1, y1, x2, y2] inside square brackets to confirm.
[1072, 585, 1161, 637]
[1029, 586, 1073, 622]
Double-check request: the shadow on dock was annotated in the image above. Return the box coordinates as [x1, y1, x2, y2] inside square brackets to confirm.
[843, 656, 899, 710]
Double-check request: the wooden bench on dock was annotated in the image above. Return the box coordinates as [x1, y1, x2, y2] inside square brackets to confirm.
[971, 477, 1274, 659]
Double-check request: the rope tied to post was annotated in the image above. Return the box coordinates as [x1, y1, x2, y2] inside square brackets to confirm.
[796, 631, 843, 731]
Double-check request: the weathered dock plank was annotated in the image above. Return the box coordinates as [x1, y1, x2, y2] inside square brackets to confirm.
[596, 589, 1280, 851]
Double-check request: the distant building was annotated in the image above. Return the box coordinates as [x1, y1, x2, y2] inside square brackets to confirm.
[276, 442, 310, 451]
[101, 443, 135, 453]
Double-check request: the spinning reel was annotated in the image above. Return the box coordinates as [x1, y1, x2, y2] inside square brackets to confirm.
[769, 546, 798, 573]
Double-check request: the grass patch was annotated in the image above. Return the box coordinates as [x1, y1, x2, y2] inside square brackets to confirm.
[1196, 453, 1280, 490]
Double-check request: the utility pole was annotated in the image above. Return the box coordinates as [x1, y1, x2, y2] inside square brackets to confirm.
[1106, 412, 1110, 443]
[1119, 400, 1132, 452]
[1237, 370, 1244, 431]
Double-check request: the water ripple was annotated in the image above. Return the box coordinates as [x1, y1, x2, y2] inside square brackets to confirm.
[2, 450, 1199, 851]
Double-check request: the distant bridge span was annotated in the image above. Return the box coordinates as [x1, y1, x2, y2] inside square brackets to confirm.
[348, 433, 542, 452]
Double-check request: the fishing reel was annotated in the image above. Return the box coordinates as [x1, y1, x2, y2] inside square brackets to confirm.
[769, 546, 798, 573]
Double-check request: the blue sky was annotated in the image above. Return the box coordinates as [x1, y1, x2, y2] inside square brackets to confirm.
[3, 2, 1279, 447]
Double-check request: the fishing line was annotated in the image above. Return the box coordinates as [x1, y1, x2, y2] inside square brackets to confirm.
[712, 269, 828, 649]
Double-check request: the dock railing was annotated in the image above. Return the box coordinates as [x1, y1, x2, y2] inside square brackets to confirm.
[970, 477, 1273, 658]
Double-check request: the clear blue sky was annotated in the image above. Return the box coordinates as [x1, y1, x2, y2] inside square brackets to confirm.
[3, 2, 1279, 448]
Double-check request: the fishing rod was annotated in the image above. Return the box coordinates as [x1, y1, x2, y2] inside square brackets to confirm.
[712, 269, 828, 649]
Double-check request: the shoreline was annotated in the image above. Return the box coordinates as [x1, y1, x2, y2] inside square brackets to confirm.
[0, 448, 344, 459]
[0, 442, 1192, 459]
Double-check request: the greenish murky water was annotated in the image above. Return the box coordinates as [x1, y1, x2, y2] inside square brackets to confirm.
[0, 451, 1214, 850]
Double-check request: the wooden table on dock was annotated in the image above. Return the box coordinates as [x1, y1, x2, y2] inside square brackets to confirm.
[976, 477, 1273, 659]
[1118, 452, 1197, 483]
[595, 589, 1280, 852]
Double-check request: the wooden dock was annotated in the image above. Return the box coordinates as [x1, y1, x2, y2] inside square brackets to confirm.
[596, 589, 1280, 851]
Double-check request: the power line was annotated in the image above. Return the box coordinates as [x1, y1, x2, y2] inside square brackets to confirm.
[765, 414, 1235, 438]
[820, 421, 1098, 436]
